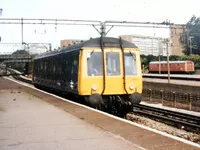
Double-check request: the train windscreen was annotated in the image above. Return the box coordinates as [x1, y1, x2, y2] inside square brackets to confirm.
[86, 51, 137, 76]
[124, 52, 137, 75]
[87, 52, 103, 76]
[106, 52, 120, 76]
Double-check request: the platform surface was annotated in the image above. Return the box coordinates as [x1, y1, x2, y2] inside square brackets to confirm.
[0, 77, 142, 150]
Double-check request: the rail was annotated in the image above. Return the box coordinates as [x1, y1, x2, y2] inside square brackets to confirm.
[142, 74, 200, 81]
[7, 68, 32, 84]
[132, 104, 200, 133]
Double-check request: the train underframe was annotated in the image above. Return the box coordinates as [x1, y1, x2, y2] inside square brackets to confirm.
[33, 83, 141, 117]
[84, 93, 142, 117]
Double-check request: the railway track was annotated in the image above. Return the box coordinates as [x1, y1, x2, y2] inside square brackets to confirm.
[143, 74, 200, 81]
[7, 69, 33, 84]
[132, 104, 200, 133]
[8, 69, 200, 134]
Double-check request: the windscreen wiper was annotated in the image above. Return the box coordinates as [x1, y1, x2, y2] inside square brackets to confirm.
[129, 51, 136, 59]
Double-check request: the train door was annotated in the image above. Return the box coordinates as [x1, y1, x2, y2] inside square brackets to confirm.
[103, 50, 124, 95]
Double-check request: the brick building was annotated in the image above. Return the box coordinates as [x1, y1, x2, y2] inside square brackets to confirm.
[60, 39, 84, 48]
[169, 24, 186, 56]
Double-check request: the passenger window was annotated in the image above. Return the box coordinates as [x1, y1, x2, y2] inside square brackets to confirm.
[106, 52, 120, 76]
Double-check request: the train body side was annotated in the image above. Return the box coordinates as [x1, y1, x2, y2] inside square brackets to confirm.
[33, 49, 80, 94]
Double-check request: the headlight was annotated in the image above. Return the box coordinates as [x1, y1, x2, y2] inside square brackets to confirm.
[129, 84, 134, 90]
[91, 84, 98, 91]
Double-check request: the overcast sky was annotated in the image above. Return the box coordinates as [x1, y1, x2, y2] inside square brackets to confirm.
[0, 0, 199, 53]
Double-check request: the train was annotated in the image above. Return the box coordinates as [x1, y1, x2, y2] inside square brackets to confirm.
[148, 60, 195, 74]
[32, 37, 143, 116]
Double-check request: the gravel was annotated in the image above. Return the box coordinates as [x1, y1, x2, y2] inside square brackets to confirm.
[126, 113, 200, 144]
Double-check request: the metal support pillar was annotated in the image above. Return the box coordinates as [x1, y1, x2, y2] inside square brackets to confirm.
[21, 18, 24, 45]
[166, 39, 170, 84]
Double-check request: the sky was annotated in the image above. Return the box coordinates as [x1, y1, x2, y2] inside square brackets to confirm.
[0, 0, 200, 53]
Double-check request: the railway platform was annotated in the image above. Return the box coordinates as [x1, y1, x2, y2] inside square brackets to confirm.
[143, 74, 200, 86]
[143, 77, 200, 87]
[0, 77, 200, 150]
[0, 77, 141, 150]
[143, 74, 200, 79]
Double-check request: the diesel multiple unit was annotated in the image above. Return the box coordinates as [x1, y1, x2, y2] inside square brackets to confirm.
[33, 37, 143, 115]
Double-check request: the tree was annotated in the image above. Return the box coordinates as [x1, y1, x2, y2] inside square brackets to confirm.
[12, 49, 30, 57]
[179, 54, 200, 68]
[182, 15, 200, 55]
[9, 50, 31, 72]
[140, 54, 157, 71]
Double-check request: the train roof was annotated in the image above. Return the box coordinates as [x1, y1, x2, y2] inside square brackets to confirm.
[34, 37, 138, 59]
[149, 61, 193, 64]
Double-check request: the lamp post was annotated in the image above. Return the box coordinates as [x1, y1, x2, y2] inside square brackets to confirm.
[21, 18, 24, 45]
[166, 39, 170, 84]
[189, 36, 194, 55]
[158, 40, 163, 74]
[0, 9, 2, 42]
